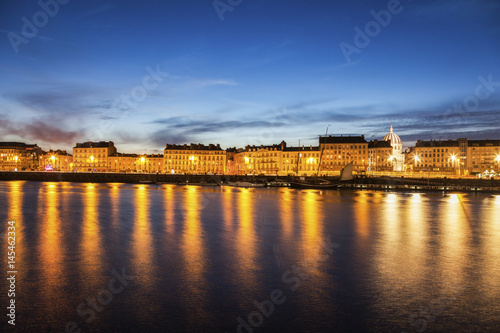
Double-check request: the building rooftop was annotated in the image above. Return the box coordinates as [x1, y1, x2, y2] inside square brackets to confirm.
[368, 140, 392, 148]
[415, 139, 459, 147]
[319, 135, 367, 144]
[165, 143, 223, 150]
[75, 141, 115, 148]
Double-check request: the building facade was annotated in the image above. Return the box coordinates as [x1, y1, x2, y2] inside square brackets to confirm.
[38, 150, 73, 171]
[73, 141, 117, 172]
[318, 135, 368, 174]
[163, 143, 226, 174]
[466, 139, 500, 174]
[408, 140, 461, 174]
[368, 140, 393, 172]
[0, 142, 41, 171]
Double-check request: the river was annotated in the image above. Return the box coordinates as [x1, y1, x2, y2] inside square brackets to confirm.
[0, 181, 499, 332]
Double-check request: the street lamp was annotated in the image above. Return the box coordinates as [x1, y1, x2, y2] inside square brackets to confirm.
[450, 154, 457, 175]
[90, 155, 94, 172]
[413, 154, 420, 173]
[14, 155, 19, 171]
[51, 155, 56, 171]
[496, 154, 500, 172]
[141, 157, 145, 173]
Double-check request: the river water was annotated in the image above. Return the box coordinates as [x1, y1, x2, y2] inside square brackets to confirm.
[0, 181, 499, 332]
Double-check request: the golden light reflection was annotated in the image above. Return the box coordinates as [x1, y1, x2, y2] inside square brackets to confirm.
[402, 193, 428, 287]
[235, 188, 257, 292]
[133, 185, 152, 264]
[439, 194, 469, 288]
[278, 189, 294, 239]
[222, 187, 234, 230]
[7, 182, 24, 282]
[372, 192, 407, 299]
[163, 185, 175, 230]
[108, 183, 120, 229]
[354, 192, 370, 238]
[81, 183, 102, 285]
[182, 186, 208, 328]
[299, 191, 324, 276]
[39, 182, 63, 301]
[479, 195, 500, 301]
[495, 195, 500, 207]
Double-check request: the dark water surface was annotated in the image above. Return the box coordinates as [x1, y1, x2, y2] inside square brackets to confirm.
[0, 181, 499, 332]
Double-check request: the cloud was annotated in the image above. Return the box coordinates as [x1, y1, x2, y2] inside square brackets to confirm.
[148, 117, 288, 145]
[0, 118, 83, 148]
[4, 85, 108, 114]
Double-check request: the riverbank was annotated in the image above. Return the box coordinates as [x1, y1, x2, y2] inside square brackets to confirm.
[1, 171, 499, 193]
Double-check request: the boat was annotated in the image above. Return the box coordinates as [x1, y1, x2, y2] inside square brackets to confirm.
[290, 181, 338, 189]
[227, 181, 266, 188]
[266, 180, 290, 187]
[290, 161, 353, 189]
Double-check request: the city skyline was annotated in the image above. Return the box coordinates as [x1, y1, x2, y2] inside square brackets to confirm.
[1, 0, 500, 154]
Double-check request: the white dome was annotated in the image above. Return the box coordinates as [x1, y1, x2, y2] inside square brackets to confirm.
[383, 121, 402, 146]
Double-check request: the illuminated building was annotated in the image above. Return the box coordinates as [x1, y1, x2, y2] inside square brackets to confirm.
[163, 143, 226, 174]
[108, 153, 164, 173]
[281, 145, 320, 176]
[318, 135, 368, 174]
[465, 139, 500, 174]
[368, 140, 393, 172]
[0, 142, 41, 171]
[73, 141, 117, 172]
[236, 141, 286, 175]
[108, 153, 139, 172]
[38, 150, 73, 171]
[408, 140, 461, 174]
[140, 154, 163, 173]
[234, 141, 321, 176]
[382, 121, 405, 172]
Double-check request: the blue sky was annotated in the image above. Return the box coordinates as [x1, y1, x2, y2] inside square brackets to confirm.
[1, 0, 500, 153]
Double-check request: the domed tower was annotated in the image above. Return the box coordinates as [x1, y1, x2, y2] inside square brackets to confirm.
[382, 120, 405, 171]
[383, 120, 403, 154]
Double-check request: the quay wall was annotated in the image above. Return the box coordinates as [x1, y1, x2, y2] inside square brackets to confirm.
[0, 172, 499, 192]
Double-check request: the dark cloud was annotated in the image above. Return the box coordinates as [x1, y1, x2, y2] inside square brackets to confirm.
[0, 118, 83, 147]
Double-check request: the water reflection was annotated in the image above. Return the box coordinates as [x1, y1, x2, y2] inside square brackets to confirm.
[7, 182, 24, 286]
[181, 187, 208, 327]
[439, 194, 470, 288]
[39, 183, 63, 305]
[235, 188, 257, 295]
[80, 183, 102, 288]
[354, 192, 370, 239]
[163, 185, 175, 231]
[1, 182, 499, 332]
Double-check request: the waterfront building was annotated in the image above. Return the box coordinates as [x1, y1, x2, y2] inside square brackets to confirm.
[108, 153, 139, 172]
[234, 141, 321, 176]
[225, 148, 238, 174]
[408, 139, 461, 174]
[368, 140, 393, 172]
[318, 135, 368, 174]
[38, 150, 73, 171]
[235, 141, 286, 175]
[382, 121, 405, 172]
[73, 141, 117, 172]
[0, 142, 41, 171]
[465, 139, 500, 174]
[281, 144, 320, 176]
[108, 153, 164, 173]
[163, 143, 226, 174]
